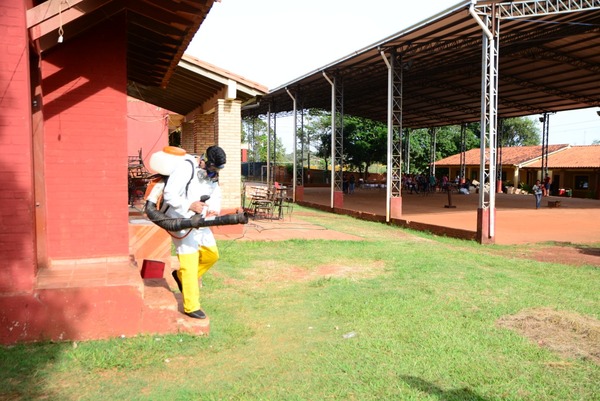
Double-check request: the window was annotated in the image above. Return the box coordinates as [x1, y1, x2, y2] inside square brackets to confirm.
[575, 175, 589, 189]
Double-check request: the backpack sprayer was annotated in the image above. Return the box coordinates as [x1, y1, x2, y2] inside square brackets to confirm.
[145, 195, 248, 232]
[144, 146, 248, 232]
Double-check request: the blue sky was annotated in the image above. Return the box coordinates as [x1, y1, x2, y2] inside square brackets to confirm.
[186, 0, 600, 148]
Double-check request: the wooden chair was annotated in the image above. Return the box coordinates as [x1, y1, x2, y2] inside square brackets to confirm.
[249, 186, 275, 219]
[273, 183, 293, 220]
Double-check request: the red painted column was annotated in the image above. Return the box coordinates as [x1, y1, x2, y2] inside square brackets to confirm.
[0, 1, 36, 293]
[295, 185, 304, 202]
[334, 191, 344, 208]
[391, 196, 403, 219]
[476, 207, 495, 244]
[41, 17, 129, 260]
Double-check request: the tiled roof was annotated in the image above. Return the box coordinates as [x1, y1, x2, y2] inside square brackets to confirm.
[523, 145, 600, 168]
[436, 145, 570, 166]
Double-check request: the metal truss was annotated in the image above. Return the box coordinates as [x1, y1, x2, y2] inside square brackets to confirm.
[323, 72, 344, 205]
[381, 49, 404, 221]
[266, 106, 275, 185]
[469, 0, 598, 242]
[501, 73, 600, 106]
[333, 77, 344, 194]
[296, 106, 305, 188]
[516, 46, 600, 74]
[248, 118, 256, 178]
[391, 51, 403, 198]
[408, 91, 481, 119]
[540, 112, 550, 178]
[460, 124, 467, 181]
[492, 0, 600, 19]
[429, 128, 437, 177]
[497, 119, 504, 182]
[404, 129, 411, 175]
[471, 6, 499, 240]
[286, 89, 305, 201]
[409, 70, 548, 116]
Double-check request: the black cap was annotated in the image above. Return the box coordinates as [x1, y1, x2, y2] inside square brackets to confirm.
[206, 146, 226, 169]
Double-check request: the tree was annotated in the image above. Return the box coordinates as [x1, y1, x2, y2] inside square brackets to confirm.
[342, 116, 387, 178]
[242, 116, 287, 163]
[499, 117, 541, 146]
[309, 113, 538, 176]
[311, 112, 388, 178]
[300, 109, 331, 169]
[405, 125, 479, 174]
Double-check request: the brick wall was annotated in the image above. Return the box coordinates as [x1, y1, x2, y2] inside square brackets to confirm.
[41, 18, 129, 260]
[181, 121, 195, 153]
[194, 113, 215, 153]
[0, 1, 36, 292]
[215, 99, 242, 209]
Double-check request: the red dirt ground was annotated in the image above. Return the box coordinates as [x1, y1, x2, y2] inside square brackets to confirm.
[226, 185, 600, 267]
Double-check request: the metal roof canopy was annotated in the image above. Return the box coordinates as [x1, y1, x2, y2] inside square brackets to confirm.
[244, 0, 600, 128]
[244, 0, 600, 244]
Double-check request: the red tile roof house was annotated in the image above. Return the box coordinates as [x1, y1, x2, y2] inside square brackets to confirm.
[520, 145, 600, 199]
[1, 1, 265, 345]
[434, 145, 600, 199]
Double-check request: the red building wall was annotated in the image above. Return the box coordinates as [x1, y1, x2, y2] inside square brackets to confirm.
[41, 19, 129, 260]
[127, 98, 169, 164]
[0, 1, 36, 292]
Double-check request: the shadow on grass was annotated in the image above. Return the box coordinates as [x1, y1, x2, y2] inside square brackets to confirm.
[402, 376, 489, 401]
[0, 342, 70, 399]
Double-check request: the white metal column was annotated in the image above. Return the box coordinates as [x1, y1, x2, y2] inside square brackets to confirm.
[323, 72, 344, 208]
[469, 0, 599, 242]
[381, 49, 403, 222]
[471, 2, 499, 242]
[286, 88, 305, 202]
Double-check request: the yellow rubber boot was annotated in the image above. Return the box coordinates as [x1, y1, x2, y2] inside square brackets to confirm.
[177, 252, 201, 313]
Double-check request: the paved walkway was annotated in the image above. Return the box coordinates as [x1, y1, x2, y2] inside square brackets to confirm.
[228, 186, 600, 245]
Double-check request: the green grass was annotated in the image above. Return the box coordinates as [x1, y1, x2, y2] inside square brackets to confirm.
[1, 207, 599, 400]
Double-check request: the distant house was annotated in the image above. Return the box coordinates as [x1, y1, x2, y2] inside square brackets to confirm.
[521, 145, 600, 199]
[434, 145, 600, 199]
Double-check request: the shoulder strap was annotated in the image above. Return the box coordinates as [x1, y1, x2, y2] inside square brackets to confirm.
[184, 159, 195, 197]
[159, 159, 195, 214]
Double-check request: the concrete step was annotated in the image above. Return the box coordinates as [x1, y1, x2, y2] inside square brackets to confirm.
[0, 257, 208, 344]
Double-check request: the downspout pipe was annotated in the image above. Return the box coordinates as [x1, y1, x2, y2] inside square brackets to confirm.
[469, 0, 493, 40]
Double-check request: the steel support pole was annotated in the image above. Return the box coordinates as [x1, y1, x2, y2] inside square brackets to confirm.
[273, 112, 277, 185]
[471, 1, 499, 243]
[429, 128, 437, 177]
[323, 72, 344, 209]
[460, 123, 467, 182]
[381, 49, 403, 221]
[497, 118, 504, 192]
[541, 112, 549, 180]
[286, 88, 304, 202]
[266, 107, 271, 184]
[405, 129, 410, 174]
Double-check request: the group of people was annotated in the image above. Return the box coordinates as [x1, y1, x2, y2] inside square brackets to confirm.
[342, 174, 356, 194]
[402, 173, 433, 194]
[402, 173, 464, 194]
